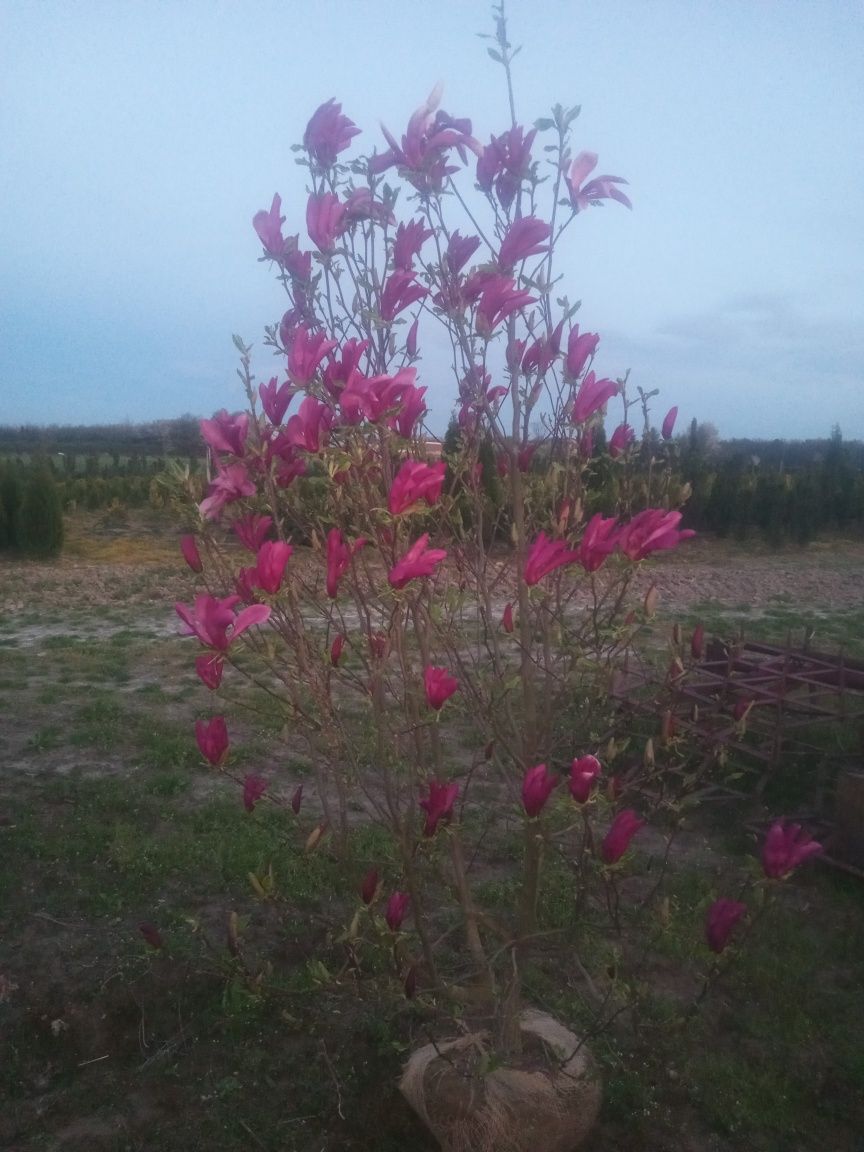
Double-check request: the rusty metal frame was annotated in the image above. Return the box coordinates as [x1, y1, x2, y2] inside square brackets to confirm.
[617, 640, 864, 799]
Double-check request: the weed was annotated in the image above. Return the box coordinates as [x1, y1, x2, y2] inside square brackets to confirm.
[26, 725, 64, 752]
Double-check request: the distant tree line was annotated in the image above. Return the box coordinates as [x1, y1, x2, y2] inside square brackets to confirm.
[0, 417, 209, 518]
[0, 460, 64, 557]
[436, 418, 864, 549]
[679, 423, 864, 544]
[1, 417, 862, 555]
[0, 416, 206, 461]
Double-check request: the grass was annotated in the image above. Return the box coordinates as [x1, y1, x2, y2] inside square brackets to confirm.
[682, 873, 864, 1143]
[0, 765, 435, 1152]
[669, 602, 864, 661]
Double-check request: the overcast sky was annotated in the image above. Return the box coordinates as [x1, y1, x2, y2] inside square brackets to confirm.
[2, 0, 862, 439]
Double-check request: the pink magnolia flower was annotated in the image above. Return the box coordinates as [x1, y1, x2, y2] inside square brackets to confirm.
[285, 396, 334, 452]
[253, 193, 291, 259]
[287, 325, 338, 387]
[306, 192, 346, 251]
[476, 124, 536, 209]
[388, 459, 446, 515]
[195, 715, 229, 766]
[733, 697, 754, 723]
[706, 898, 747, 954]
[198, 463, 256, 521]
[617, 509, 695, 562]
[564, 326, 600, 382]
[235, 564, 259, 605]
[325, 528, 365, 599]
[338, 378, 370, 426]
[259, 376, 295, 425]
[323, 337, 370, 399]
[233, 514, 273, 554]
[521, 319, 565, 376]
[176, 593, 270, 651]
[388, 534, 447, 590]
[342, 368, 414, 426]
[138, 922, 164, 950]
[242, 773, 267, 812]
[406, 316, 420, 358]
[524, 532, 582, 586]
[502, 602, 514, 633]
[609, 422, 635, 458]
[274, 454, 306, 491]
[371, 83, 481, 192]
[601, 809, 646, 864]
[330, 634, 345, 667]
[419, 779, 460, 837]
[303, 98, 361, 167]
[360, 868, 379, 905]
[393, 218, 433, 270]
[291, 784, 303, 814]
[385, 891, 410, 931]
[279, 308, 303, 347]
[762, 821, 823, 879]
[180, 535, 203, 573]
[365, 368, 417, 424]
[424, 666, 459, 711]
[368, 631, 389, 660]
[195, 653, 224, 691]
[446, 230, 482, 277]
[506, 337, 527, 374]
[575, 514, 621, 573]
[566, 151, 632, 213]
[569, 755, 602, 803]
[391, 387, 428, 440]
[380, 270, 428, 322]
[662, 406, 678, 440]
[517, 444, 537, 473]
[475, 275, 537, 337]
[522, 764, 558, 818]
[342, 186, 395, 228]
[283, 244, 311, 282]
[498, 216, 551, 268]
[200, 410, 248, 458]
[572, 371, 619, 424]
[691, 623, 705, 661]
[254, 540, 293, 595]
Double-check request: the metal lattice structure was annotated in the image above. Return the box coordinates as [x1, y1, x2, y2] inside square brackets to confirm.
[618, 640, 864, 803]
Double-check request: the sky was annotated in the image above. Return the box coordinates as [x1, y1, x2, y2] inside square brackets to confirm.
[1, 0, 863, 440]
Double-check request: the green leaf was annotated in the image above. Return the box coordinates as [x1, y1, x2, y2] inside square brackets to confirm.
[534, 117, 555, 132]
[487, 47, 503, 62]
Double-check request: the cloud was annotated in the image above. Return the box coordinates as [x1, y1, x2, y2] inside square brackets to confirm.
[602, 293, 864, 439]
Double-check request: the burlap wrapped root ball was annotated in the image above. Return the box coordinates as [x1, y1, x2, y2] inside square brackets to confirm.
[400, 1010, 602, 1152]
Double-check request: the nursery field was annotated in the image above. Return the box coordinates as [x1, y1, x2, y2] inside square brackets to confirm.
[1, 512, 863, 1152]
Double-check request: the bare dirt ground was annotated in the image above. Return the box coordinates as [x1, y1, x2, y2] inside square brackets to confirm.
[4, 528, 862, 621]
[632, 535, 864, 612]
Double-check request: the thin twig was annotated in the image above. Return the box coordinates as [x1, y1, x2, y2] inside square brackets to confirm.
[31, 911, 83, 929]
[319, 1039, 345, 1121]
[238, 1119, 267, 1150]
